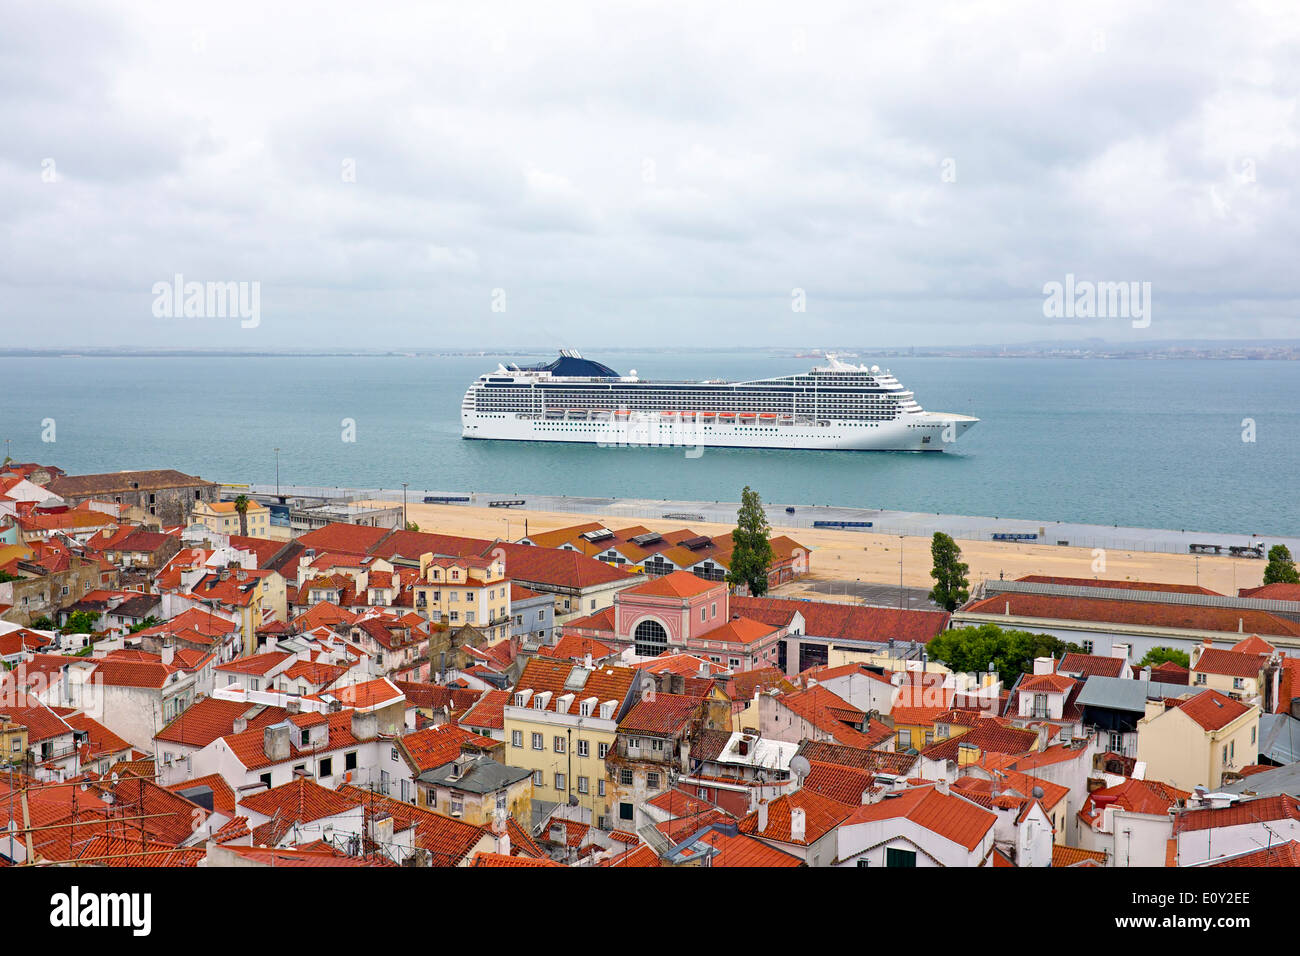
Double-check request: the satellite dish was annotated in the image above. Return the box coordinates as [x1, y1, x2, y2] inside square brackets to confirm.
[1032, 786, 1045, 800]
[789, 755, 811, 780]
[870, 365, 880, 373]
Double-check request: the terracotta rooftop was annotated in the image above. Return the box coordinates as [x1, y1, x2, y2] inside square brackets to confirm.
[845, 784, 997, 851]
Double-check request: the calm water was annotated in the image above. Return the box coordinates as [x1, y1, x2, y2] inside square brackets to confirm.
[1, 353, 1296, 535]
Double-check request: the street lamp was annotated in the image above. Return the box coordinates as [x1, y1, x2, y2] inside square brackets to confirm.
[274, 447, 280, 498]
[401, 483, 408, 529]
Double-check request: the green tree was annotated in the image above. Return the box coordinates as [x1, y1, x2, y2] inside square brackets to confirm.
[726, 486, 773, 596]
[405, 521, 420, 532]
[29, 616, 55, 630]
[928, 532, 970, 611]
[0, 570, 19, 584]
[62, 611, 98, 635]
[926, 623, 1083, 685]
[128, 615, 162, 634]
[1264, 545, 1300, 585]
[1139, 646, 1190, 669]
[233, 494, 250, 537]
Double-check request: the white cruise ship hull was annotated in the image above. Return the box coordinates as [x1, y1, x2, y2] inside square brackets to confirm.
[461, 410, 978, 451]
[460, 352, 980, 452]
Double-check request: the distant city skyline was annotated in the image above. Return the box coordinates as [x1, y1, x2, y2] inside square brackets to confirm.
[4, 1, 1298, 348]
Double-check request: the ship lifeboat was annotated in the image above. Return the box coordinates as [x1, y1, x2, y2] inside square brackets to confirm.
[660, 410, 678, 419]
[718, 412, 737, 421]
[614, 409, 630, 418]
[739, 412, 757, 422]
[759, 413, 777, 420]
[700, 411, 716, 419]
[680, 411, 697, 421]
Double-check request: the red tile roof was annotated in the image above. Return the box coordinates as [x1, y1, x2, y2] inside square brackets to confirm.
[472, 851, 565, 867]
[399, 724, 498, 773]
[1166, 689, 1253, 731]
[1019, 673, 1077, 693]
[1053, 844, 1107, 867]
[964, 592, 1300, 637]
[1057, 653, 1125, 679]
[738, 789, 855, 845]
[1017, 575, 1223, 596]
[845, 784, 997, 850]
[155, 698, 288, 748]
[295, 522, 392, 556]
[1079, 778, 1189, 827]
[460, 689, 510, 731]
[617, 693, 702, 736]
[680, 827, 803, 867]
[1238, 582, 1300, 601]
[92, 657, 183, 689]
[240, 777, 360, 835]
[623, 570, 721, 599]
[545, 634, 616, 661]
[1207, 841, 1300, 867]
[511, 658, 639, 716]
[920, 722, 1039, 762]
[494, 541, 634, 589]
[1192, 648, 1266, 679]
[1230, 635, 1276, 656]
[732, 596, 950, 643]
[1173, 794, 1300, 835]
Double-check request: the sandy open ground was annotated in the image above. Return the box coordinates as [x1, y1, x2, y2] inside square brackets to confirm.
[372, 500, 1269, 599]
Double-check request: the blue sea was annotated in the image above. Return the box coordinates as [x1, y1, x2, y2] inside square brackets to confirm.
[1, 352, 1297, 536]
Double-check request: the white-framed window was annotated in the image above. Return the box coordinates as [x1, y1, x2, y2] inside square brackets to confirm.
[577, 739, 589, 757]
[554, 736, 566, 753]
[598, 742, 609, 759]
[533, 770, 543, 786]
[597, 779, 606, 797]
[511, 730, 523, 748]
[577, 776, 589, 794]
[532, 733, 544, 750]
[554, 772, 566, 791]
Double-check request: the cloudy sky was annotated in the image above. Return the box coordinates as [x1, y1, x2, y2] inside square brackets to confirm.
[2, 0, 1298, 349]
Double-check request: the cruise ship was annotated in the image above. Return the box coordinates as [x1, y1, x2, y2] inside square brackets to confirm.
[461, 351, 978, 451]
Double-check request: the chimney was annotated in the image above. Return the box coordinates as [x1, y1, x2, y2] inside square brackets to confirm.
[789, 807, 806, 843]
[584, 652, 593, 668]
[935, 778, 950, 796]
[1141, 666, 1152, 681]
[1033, 657, 1054, 676]
[1036, 724, 1049, 752]
[161, 641, 175, 666]
[1005, 601, 1010, 616]
[1111, 642, 1129, 661]
[757, 801, 768, 833]
[233, 717, 248, 734]
[263, 723, 291, 762]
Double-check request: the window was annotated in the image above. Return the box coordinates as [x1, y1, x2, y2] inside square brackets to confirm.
[598, 743, 609, 759]
[598, 780, 606, 797]
[532, 733, 544, 750]
[1032, 693, 1048, 718]
[1082, 640, 1094, 653]
[620, 769, 634, 786]
[391, 747, 399, 761]
[260, 773, 272, 789]
[496, 792, 507, 811]
[897, 729, 912, 749]
[345, 751, 357, 771]
[577, 739, 589, 757]
[700, 608, 707, 622]
[577, 776, 589, 794]
[512, 730, 523, 748]
[856, 858, 869, 867]
[554, 773, 566, 791]
[533, 770, 544, 786]
[634, 619, 668, 656]
[646, 772, 661, 790]
[554, 736, 566, 753]
[619, 802, 634, 821]
[319, 757, 332, 777]
[729, 658, 741, 669]
[1196, 673, 1208, 685]
[536, 610, 544, 621]
[886, 848, 916, 868]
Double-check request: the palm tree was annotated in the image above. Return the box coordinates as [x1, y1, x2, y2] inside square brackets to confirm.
[234, 494, 250, 536]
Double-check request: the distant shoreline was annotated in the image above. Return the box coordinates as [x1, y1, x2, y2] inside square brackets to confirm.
[3, 344, 1300, 361]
